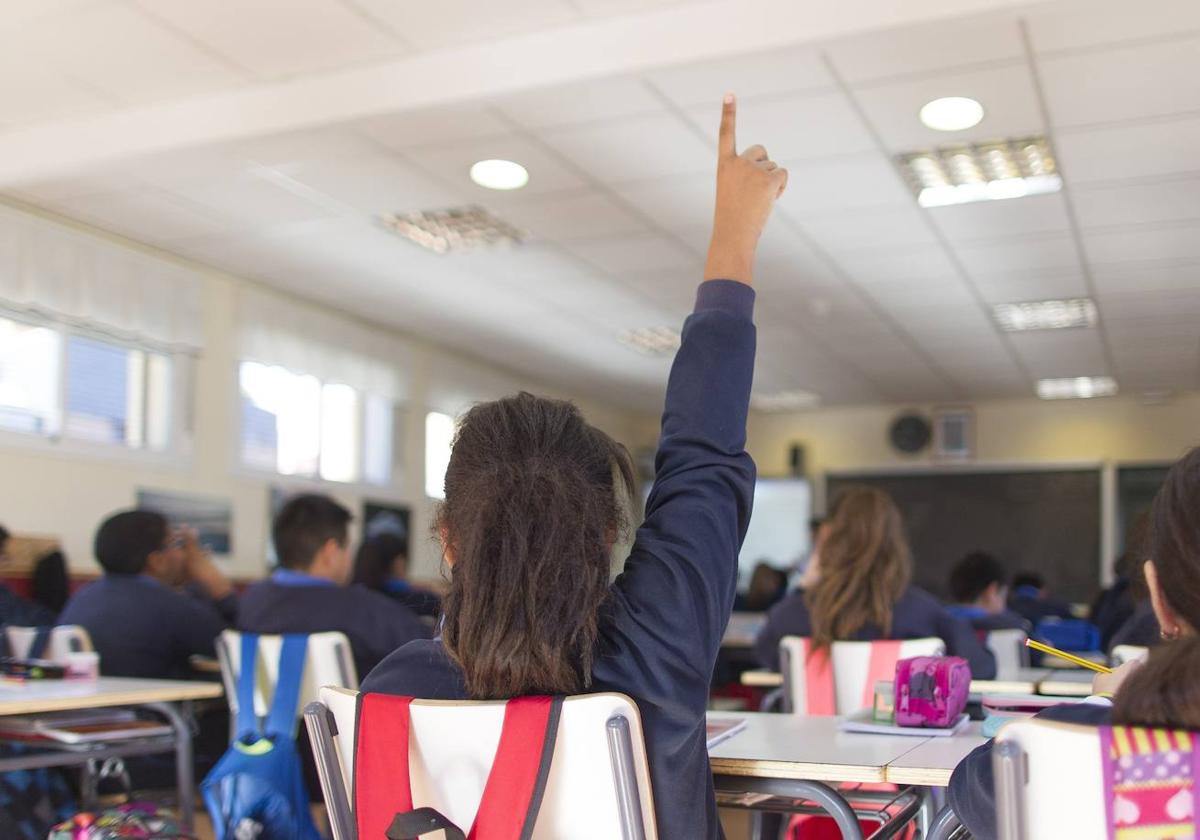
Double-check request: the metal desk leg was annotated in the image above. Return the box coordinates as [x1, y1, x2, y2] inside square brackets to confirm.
[917, 788, 936, 838]
[927, 805, 963, 840]
[144, 702, 194, 829]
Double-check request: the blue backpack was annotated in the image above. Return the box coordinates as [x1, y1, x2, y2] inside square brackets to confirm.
[201, 634, 322, 840]
[1035, 618, 1101, 653]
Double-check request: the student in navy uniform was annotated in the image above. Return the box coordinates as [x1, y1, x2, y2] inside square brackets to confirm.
[238, 494, 429, 678]
[1007, 569, 1074, 626]
[0, 524, 58, 627]
[755, 487, 996, 678]
[946, 551, 1031, 634]
[362, 96, 783, 840]
[59, 510, 235, 678]
[948, 445, 1200, 840]
[351, 531, 441, 620]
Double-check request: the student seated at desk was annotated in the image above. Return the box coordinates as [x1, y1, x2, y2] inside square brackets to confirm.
[361, 96, 782, 840]
[948, 445, 1200, 840]
[238, 494, 429, 677]
[1008, 569, 1074, 626]
[351, 531, 441, 620]
[754, 486, 996, 678]
[0, 524, 57, 627]
[946, 551, 1031, 634]
[59, 510, 235, 678]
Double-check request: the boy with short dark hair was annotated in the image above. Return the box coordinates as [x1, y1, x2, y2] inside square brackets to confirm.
[59, 510, 235, 678]
[0, 524, 57, 626]
[238, 494, 428, 678]
[947, 551, 1031, 633]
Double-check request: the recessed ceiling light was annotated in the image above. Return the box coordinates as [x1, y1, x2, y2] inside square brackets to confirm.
[1036, 376, 1118, 400]
[618, 327, 681, 357]
[993, 298, 1098, 332]
[751, 390, 822, 412]
[469, 159, 529, 191]
[919, 97, 984, 132]
[897, 136, 1062, 208]
[379, 205, 526, 254]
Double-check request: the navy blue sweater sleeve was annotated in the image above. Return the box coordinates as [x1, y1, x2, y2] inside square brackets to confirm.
[938, 608, 998, 679]
[948, 701, 1112, 840]
[606, 279, 756, 684]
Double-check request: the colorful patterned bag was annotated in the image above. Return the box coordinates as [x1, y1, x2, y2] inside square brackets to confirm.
[48, 802, 195, 839]
[1100, 726, 1199, 839]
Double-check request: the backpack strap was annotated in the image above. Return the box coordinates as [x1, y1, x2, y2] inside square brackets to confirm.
[469, 695, 563, 840]
[28, 626, 52, 661]
[354, 693, 416, 839]
[264, 634, 309, 738]
[235, 633, 261, 740]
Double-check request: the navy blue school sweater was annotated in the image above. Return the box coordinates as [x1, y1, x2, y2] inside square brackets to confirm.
[948, 700, 1112, 840]
[361, 279, 758, 840]
[59, 574, 232, 678]
[754, 586, 998, 679]
[238, 570, 431, 679]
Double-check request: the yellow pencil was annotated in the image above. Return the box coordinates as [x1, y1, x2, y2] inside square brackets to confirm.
[1025, 638, 1113, 674]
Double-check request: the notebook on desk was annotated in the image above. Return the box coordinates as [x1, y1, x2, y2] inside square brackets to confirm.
[839, 710, 971, 737]
[706, 717, 747, 749]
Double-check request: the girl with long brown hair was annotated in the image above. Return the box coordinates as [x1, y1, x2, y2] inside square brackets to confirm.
[754, 485, 995, 677]
[362, 95, 786, 840]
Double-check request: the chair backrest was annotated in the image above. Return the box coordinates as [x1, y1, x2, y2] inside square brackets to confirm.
[4, 625, 93, 662]
[1111, 644, 1149, 667]
[993, 717, 1108, 839]
[987, 628, 1030, 675]
[779, 635, 946, 715]
[216, 630, 357, 725]
[307, 686, 658, 840]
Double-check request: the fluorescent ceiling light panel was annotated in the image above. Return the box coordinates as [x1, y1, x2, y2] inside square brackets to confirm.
[897, 137, 1061, 208]
[919, 97, 984, 132]
[618, 327, 681, 356]
[751, 390, 822, 412]
[993, 298, 1098, 332]
[469, 159, 529, 191]
[380, 206, 526, 254]
[1036, 376, 1118, 400]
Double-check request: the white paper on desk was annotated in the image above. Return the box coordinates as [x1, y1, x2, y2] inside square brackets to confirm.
[838, 711, 970, 737]
[706, 717, 747, 749]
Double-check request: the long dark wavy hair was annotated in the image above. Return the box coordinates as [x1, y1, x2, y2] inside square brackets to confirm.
[438, 392, 636, 699]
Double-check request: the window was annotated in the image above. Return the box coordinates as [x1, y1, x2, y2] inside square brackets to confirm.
[425, 411, 455, 500]
[0, 314, 174, 451]
[238, 361, 393, 485]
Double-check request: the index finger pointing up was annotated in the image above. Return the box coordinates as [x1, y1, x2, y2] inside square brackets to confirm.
[718, 93, 736, 158]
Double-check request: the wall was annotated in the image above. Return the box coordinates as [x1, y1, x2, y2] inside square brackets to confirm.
[0, 208, 639, 583]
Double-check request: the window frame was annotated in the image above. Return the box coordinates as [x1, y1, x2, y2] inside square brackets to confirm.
[0, 308, 189, 465]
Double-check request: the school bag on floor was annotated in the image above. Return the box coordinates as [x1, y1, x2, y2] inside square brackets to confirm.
[0, 748, 76, 840]
[354, 693, 563, 840]
[48, 802, 194, 839]
[201, 633, 322, 840]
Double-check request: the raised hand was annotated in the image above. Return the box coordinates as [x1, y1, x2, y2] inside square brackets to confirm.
[704, 94, 788, 286]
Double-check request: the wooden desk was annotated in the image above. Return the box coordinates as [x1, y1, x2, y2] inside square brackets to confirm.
[740, 668, 1054, 696]
[0, 677, 223, 827]
[740, 669, 784, 688]
[884, 722, 987, 787]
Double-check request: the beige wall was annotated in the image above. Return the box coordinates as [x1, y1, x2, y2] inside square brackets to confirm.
[0, 209, 639, 583]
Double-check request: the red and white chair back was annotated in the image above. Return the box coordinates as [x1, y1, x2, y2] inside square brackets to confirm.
[779, 636, 945, 715]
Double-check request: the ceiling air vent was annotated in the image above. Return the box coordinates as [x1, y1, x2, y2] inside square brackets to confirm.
[380, 206, 526, 254]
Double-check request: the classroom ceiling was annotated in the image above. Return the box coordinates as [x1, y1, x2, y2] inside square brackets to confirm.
[2, 0, 1199, 412]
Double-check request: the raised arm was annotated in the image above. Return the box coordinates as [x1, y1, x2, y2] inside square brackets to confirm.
[607, 96, 787, 679]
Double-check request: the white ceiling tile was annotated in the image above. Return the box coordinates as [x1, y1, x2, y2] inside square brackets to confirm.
[38, 187, 231, 245]
[571, 0, 709, 17]
[776, 153, 913, 217]
[279, 151, 463, 216]
[356, 104, 512, 151]
[562, 232, 697, 274]
[1056, 116, 1200, 184]
[1083, 222, 1200, 266]
[0, 52, 113, 127]
[929, 193, 1072, 242]
[484, 189, 648, 241]
[543, 113, 713, 182]
[404, 134, 588, 196]
[1007, 329, 1109, 378]
[852, 63, 1043, 153]
[130, 0, 405, 79]
[349, 0, 578, 49]
[1072, 175, 1200, 230]
[1039, 35, 1200, 129]
[644, 46, 832, 108]
[954, 233, 1081, 277]
[612, 174, 712, 232]
[1, 4, 247, 105]
[492, 77, 661, 129]
[1092, 263, 1200, 295]
[826, 13, 1024, 84]
[683, 92, 877, 162]
[0, 0, 96, 31]
[800, 206, 938, 256]
[163, 173, 339, 229]
[1026, 0, 1200, 54]
[836, 245, 961, 285]
[970, 271, 1089, 303]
